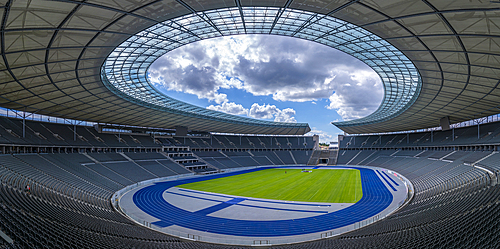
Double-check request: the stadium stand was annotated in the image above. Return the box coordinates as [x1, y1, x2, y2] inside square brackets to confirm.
[1, 137, 499, 248]
[338, 122, 500, 150]
[330, 147, 499, 248]
[0, 116, 317, 248]
[2, 118, 500, 248]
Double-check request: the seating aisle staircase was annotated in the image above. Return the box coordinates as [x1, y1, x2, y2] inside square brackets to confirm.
[161, 148, 218, 174]
[307, 150, 321, 165]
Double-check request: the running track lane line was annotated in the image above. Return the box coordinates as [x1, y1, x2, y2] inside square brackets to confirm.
[381, 170, 400, 186]
[376, 170, 397, 191]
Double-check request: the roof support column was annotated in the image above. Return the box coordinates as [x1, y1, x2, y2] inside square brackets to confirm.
[22, 109, 25, 138]
[176, 126, 188, 137]
[478, 123, 480, 140]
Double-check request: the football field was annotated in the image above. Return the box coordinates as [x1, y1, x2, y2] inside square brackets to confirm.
[177, 168, 362, 203]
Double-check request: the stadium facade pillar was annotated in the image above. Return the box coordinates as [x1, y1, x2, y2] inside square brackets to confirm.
[312, 135, 319, 150]
[478, 123, 480, 139]
[22, 111, 25, 138]
[440, 116, 451, 131]
[175, 126, 188, 137]
[94, 124, 102, 133]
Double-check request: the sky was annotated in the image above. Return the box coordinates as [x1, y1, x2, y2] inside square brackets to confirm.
[148, 35, 383, 143]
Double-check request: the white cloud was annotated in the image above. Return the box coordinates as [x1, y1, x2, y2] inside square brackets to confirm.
[248, 103, 278, 119]
[273, 108, 296, 123]
[149, 34, 384, 122]
[207, 102, 297, 123]
[148, 63, 230, 103]
[326, 69, 383, 121]
[206, 102, 248, 115]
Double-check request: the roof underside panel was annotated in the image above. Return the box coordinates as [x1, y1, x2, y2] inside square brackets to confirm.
[331, 1, 500, 133]
[1, 0, 499, 134]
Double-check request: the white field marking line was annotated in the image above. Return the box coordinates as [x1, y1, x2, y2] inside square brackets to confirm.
[355, 174, 362, 202]
[174, 187, 335, 207]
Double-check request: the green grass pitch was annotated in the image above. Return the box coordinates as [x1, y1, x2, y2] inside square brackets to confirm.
[177, 169, 362, 203]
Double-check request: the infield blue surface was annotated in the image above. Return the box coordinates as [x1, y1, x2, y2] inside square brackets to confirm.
[132, 166, 393, 237]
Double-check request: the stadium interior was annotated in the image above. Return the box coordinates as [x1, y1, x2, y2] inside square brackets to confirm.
[1, 0, 500, 248]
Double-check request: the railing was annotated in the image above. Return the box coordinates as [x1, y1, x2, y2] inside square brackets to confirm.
[187, 234, 201, 241]
[253, 240, 270, 245]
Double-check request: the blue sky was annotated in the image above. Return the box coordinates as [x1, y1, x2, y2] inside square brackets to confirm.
[148, 35, 383, 143]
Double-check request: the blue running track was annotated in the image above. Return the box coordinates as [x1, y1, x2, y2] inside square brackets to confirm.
[133, 166, 393, 237]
